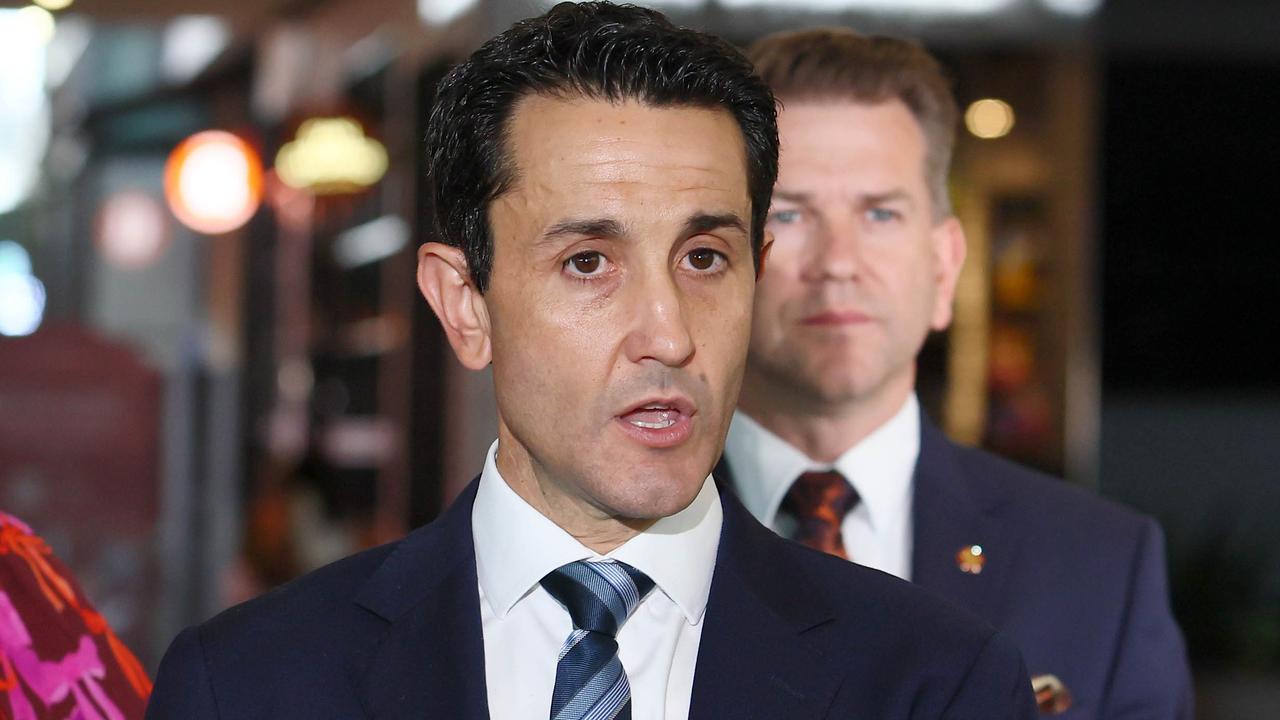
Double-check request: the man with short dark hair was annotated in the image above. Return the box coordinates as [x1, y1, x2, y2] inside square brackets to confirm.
[721, 27, 1192, 718]
[147, 6, 1037, 718]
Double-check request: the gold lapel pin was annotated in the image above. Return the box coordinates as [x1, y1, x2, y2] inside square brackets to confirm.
[1032, 674, 1073, 714]
[956, 544, 986, 574]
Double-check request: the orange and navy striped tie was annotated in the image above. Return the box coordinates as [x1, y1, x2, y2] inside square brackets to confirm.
[781, 470, 860, 559]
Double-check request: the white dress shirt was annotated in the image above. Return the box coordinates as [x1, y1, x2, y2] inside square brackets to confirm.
[472, 441, 722, 720]
[723, 393, 920, 580]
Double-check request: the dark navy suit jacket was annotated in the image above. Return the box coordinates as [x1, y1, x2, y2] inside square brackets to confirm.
[718, 414, 1193, 719]
[147, 478, 1038, 719]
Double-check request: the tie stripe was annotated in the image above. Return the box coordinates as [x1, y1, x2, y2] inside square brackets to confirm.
[589, 561, 641, 610]
[555, 658, 623, 720]
[558, 629, 591, 661]
[541, 560, 655, 720]
[581, 673, 629, 720]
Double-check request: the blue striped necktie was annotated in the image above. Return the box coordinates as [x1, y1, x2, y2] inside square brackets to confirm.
[540, 560, 656, 720]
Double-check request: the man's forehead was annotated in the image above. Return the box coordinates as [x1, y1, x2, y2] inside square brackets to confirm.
[778, 95, 915, 120]
[482, 95, 753, 258]
[499, 94, 751, 205]
[506, 93, 745, 159]
[779, 97, 924, 146]
[776, 99, 928, 190]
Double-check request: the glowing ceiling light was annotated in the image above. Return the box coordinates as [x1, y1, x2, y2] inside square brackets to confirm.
[96, 190, 170, 269]
[0, 8, 52, 214]
[0, 275, 45, 337]
[0, 241, 45, 337]
[1040, 0, 1104, 16]
[417, 0, 478, 26]
[164, 130, 264, 234]
[717, 0, 1015, 13]
[34, 0, 75, 11]
[275, 117, 388, 194]
[45, 14, 91, 88]
[965, 98, 1015, 139]
[630, 0, 706, 7]
[334, 215, 409, 268]
[163, 16, 231, 84]
[0, 240, 32, 276]
[15, 6, 55, 44]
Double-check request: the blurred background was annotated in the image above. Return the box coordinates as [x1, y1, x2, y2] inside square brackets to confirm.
[0, 0, 1276, 715]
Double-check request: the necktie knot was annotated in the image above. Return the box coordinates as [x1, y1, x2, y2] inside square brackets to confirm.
[781, 470, 860, 559]
[540, 560, 655, 638]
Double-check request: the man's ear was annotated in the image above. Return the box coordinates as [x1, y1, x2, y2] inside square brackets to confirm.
[929, 216, 967, 331]
[756, 230, 775, 280]
[417, 242, 492, 370]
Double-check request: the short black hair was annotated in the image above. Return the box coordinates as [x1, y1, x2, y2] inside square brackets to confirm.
[426, 1, 778, 292]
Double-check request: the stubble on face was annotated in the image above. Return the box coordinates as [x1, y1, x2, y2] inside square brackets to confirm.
[482, 94, 756, 551]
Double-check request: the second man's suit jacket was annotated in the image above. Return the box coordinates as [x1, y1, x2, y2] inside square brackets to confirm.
[718, 413, 1193, 719]
[147, 477, 1039, 719]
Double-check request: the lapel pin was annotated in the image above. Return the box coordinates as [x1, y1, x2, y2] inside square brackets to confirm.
[955, 544, 986, 574]
[1032, 674, 1073, 714]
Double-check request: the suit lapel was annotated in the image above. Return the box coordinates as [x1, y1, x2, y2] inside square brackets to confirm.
[344, 470, 853, 718]
[350, 480, 489, 719]
[911, 417, 1012, 625]
[689, 493, 845, 720]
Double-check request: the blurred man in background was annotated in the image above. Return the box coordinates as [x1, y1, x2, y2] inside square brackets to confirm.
[146, 4, 1037, 718]
[719, 27, 1192, 718]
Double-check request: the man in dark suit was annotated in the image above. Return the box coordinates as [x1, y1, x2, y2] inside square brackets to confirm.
[720, 28, 1192, 718]
[146, 4, 1037, 718]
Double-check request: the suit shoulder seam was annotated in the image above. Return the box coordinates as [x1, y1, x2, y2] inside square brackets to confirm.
[1095, 517, 1154, 711]
[194, 624, 224, 719]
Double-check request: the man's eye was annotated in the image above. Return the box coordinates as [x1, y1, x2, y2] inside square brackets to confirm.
[565, 251, 608, 277]
[684, 248, 725, 272]
[769, 209, 801, 225]
[867, 207, 900, 223]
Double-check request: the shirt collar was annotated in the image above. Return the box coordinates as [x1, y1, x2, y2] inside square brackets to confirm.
[724, 393, 920, 532]
[472, 440, 722, 625]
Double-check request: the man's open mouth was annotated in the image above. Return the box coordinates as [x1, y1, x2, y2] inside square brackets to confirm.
[623, 405, 683, 429]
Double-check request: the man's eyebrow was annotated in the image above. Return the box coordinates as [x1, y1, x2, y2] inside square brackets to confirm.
[540, 217, 627, 242]
[773, 189, 916, 208]
[682, 212, 748, 237]
[772, 190, 811, 204]
[538, 213, 746, 244]
[862, 189, 914, 206]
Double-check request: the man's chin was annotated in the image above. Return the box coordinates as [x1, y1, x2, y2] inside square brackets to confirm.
[598, 468, 708, 522]
[779, 358, 881, 404]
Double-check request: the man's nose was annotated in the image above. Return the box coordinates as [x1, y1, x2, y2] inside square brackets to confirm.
[801, 211, 861, 283]
[622, 272, 695, 368]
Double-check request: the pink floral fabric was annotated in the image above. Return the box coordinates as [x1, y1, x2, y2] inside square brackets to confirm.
[0, 512, 149, 719]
